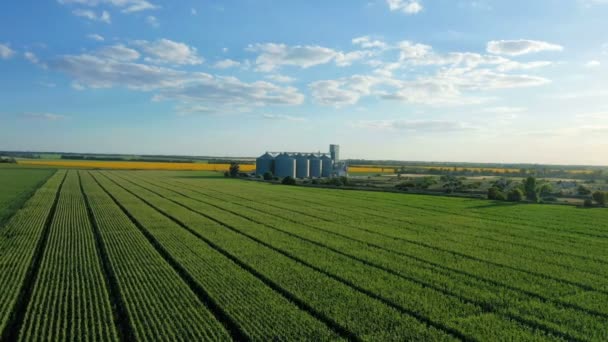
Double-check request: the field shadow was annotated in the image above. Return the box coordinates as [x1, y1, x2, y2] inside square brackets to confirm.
[468, 201, 521, 209]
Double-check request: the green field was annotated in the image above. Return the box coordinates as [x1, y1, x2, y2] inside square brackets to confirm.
[0, 169, 607, 341]
[0, 168, 56, 227]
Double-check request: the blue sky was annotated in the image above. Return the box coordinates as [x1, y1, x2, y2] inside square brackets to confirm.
[1, 0, 608, 164]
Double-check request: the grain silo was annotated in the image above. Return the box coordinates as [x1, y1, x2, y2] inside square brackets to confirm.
[274, 153, 296, 178]
[255, 152, 275, 176]
[295, 154, 310, 178]
[309, 154, 322, 178]
[321, 154, 333, 177]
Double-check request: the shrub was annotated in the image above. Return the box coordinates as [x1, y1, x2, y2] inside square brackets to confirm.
[263, 171, 273, 181]
[223, 171, 230, 177]
[592, 191, 607, 206]
[507, 188, 524, 202]
[584, 199, 594, 207]
[229, 162, 240, 178]
[281, 176, 296, 185]
[487, 187, 506, 201]
[578, 185, 592, 195]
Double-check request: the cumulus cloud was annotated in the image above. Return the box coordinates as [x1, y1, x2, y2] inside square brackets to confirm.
[386, 0, 423, 14]
[58, 0, 158, 13]
[486, 39, 563, 56]
[133, 39, 203, 65]
[87, 33, 105, 41]
[248, 43, 338, 71]
[97, 44, 140, 61]
[50, 50, 304, 110]
[213, 59, 241, 69]
[265, 74, 296, 83]
[0, 43, 16, 59]
[262, 113, 306, 122]
[72, 9, 111, 23]
[352, 36, 387, 49]
[24, 52, 48, 69]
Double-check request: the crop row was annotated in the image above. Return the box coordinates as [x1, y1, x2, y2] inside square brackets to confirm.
[18, 171, 117, 341]
[96, 171, 462, 341]
[90, 172, 343, 341]
[118, 171, 608, 341]
[105, 171, 566, 341]
[178, 176, 608, 285]
[79, 171, 232, 341]
[0, 170, 65, 339]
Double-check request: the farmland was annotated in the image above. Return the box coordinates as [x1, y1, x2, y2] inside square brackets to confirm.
[1, 169, 607, 341]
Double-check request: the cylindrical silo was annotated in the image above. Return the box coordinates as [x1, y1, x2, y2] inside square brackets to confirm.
[295, 154, 310, 178]
[309, 154, 322, 178]
[321, 154, 333, 177]
[274, 153, 296, 178]
[255, 152, 275, 176]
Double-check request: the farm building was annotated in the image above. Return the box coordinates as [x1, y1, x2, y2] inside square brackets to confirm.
[256, 144, 345, 178]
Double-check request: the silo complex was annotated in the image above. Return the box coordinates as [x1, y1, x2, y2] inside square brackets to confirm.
[274, 153, 296, 178]
[321, 154, 333, 177]
[295, 154, 310, 178]
[254, 144, 340, 178]
[255, 152, 274, 176]
[309, 154, 322, 178]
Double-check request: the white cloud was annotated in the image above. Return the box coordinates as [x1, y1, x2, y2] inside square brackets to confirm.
[0, 43, 16, 59]
[24, 52, 41, 65]
[213, 59, 241, 69]
[97, 44, 140, 61]
[50, 51, 304, 109]
[265, 74, 296, 83]
[191, 8, 197, 15]
[58, 0, 158, 13]
[87, 33, 105, 41]
[398, 40, 432, 60]
[72, 9, 111, 23]
[157, 77, 305, 107]
[585, 60, 601, 67]
[21, 112, 67, 121]
[248, 43, 338, 71]
[133, 39, 203, 65]
[386, 0, 423, 14]
[487, 39, 563, 56]
[352, 36, 387, 49]
[262, 113, 306, 122]
[146, 15, 159, 27]
[353, 119, 475, 133]
[247, 43, 370, 71]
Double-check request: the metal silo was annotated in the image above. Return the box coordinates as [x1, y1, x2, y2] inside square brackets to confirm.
[256, 152, 275, 176]
[295, 154, 310, 178]
[274, 153, 296, 178]
[309, 154, 322, 178]
[321, 154, 333, 177]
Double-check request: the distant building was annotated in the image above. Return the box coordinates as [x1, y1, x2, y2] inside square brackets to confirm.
[255, 144, 342, 178]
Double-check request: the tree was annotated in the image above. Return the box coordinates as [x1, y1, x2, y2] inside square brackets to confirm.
[229, 162, 240, 178]
[263, 171, 273, 181]
[584, 199, 594, 208]
[440, 175, 463, 193]
[487, 187, 506, 201]
[592, 191, 607, 206]
[524, 177, 539, 202]
[578, 185, 591, 196]
[281, 176, 296, 185]
[507, 188, 524, 202]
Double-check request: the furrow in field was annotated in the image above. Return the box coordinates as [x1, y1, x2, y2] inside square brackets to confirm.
[0, 170, 66, 340]
[178, 180, 608, 293]
[209, 181, 608, 264]
[107, 171, 570, 342]
[90, 172, 348, 341]
[98, 171, 461, 341]
[122, 172, 608, 341]
[80, 171, 231, 341]
[18, 171, 118, 341]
